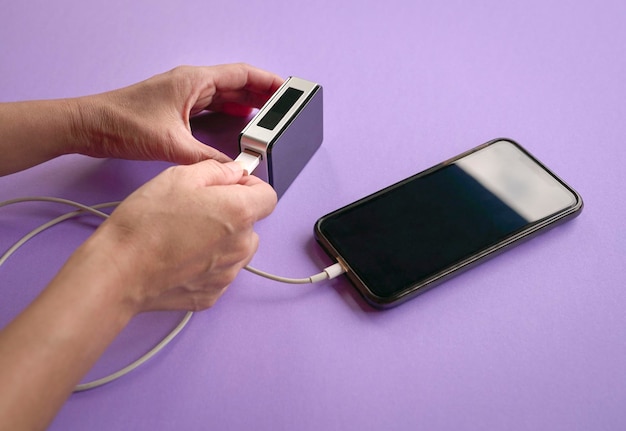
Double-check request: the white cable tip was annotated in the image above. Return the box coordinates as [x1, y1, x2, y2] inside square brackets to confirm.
[308, 262, 346, 283]
[244, 262, 346, 284]
[234, 149, 262, 175]
[323, 262, 346, 280]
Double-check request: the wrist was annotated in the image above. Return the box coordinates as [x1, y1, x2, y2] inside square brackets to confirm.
[65, 94, 114, 158]
[0, 219, 144, 429]
[67, 91, 152, 161]
[52, 222, 143, 324]
[0, 99, 87, 175]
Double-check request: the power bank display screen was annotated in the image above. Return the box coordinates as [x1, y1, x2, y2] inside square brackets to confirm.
[315, 139, 581, 306]
[257, 87, 304, 131]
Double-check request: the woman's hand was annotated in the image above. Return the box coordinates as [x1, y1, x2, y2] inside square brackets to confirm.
[0, 65, 281, 431]
[85, 158, 277, 313]
[73, 63, 284, 165]
[0, 63, 283, 176]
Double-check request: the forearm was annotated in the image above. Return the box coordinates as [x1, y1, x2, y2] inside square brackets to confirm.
[0, 99, 89, 176]
[0, 226, 139, 431]
[0, 64, 284, 177]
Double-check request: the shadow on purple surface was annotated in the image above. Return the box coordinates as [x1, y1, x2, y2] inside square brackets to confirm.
[191, 111, 253, 159]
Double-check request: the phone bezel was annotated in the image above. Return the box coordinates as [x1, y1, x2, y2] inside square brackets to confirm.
[314, 138, 583, 309]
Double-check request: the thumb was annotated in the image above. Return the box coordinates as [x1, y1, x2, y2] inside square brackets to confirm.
[185, 159, 245, 187]
[165, 125, 232, 165]
[172, 133, 232, 165]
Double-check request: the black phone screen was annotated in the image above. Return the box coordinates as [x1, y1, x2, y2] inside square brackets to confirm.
[315, 139, 581, 304]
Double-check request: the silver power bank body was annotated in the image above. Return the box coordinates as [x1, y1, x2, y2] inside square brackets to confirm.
[239, 77, 323, 199]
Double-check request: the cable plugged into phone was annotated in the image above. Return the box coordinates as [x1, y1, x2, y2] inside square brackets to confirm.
[245, 261, 345, 284]
[232, 148, 346, 282]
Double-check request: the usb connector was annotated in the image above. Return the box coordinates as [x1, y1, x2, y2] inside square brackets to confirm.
[234, 149, 262, 175]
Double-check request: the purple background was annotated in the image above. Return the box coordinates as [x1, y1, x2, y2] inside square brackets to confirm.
[1, 1, 625, 430]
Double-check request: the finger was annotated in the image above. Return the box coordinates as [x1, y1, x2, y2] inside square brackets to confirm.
[185, 136, 233, 164]
[210, 63, 284, 95]
[193, 64, 284, 113]
[172, 134, 232, 165]
[207, 90, 278, 111]
[162, 126, 233, 165]
[184, 160, 245, 187]
[186, 160, 276, 220]
[235, 177, 278, 221]
[196, 145, 232, 163]
[241, 231, 260, 267]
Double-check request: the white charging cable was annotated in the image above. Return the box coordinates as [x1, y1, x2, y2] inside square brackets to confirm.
[0, 194, 345, 392]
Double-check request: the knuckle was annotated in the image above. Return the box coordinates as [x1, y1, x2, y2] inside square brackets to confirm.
[223, 197, 256, 228]
[237, 204, 257, 226]
[231, 62, 250, 73]
[169, 64, 193, 77]
[219, 267, 240, 286]
[163, 164, 192, 182]
[235, 236, 257, 262]
[188, 292, 220, 312]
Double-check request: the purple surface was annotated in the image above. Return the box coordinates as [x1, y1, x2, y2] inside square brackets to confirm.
[1, 1, 625, 430]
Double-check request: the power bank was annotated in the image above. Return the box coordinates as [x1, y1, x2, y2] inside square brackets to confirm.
[238, 77, 323, 198]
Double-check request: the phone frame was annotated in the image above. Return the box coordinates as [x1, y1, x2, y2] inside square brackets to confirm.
[314, 138, 583, 308]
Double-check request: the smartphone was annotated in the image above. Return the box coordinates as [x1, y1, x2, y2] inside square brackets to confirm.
[314, 138, 583, 308]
